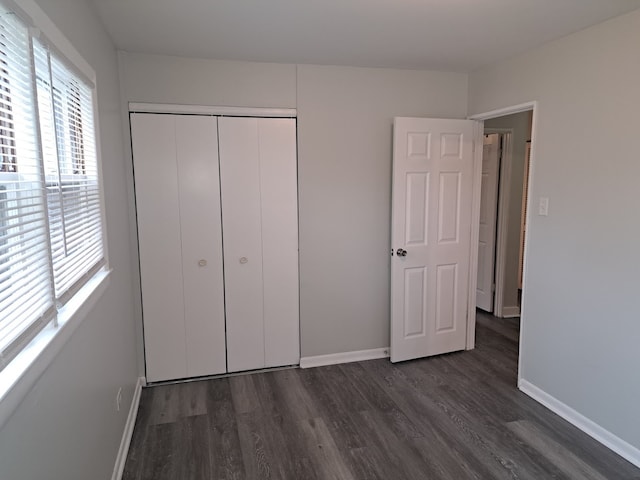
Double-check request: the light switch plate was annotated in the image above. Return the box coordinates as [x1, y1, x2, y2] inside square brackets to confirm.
[538, 197, 549, 216]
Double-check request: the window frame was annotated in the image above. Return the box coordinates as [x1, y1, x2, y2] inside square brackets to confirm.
[0, 0, 110, 430]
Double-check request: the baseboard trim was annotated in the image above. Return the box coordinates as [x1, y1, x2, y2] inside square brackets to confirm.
[300, 347, 389, 369]
[519, 379, 640, 468]
[502, 306, 521, 318]
[112, 376, 146, 480]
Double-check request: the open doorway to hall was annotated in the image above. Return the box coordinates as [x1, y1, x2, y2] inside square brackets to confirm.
[475, 108, 534, 366]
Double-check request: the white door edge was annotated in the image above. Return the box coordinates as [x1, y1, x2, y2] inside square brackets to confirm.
[466, 121, 484, 350]
[484, 128, 514, 319]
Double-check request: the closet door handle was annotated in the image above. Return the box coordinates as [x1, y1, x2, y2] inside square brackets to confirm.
[198, 259, 207, 267]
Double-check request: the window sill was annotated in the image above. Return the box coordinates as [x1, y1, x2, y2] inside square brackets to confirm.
[0, 268, 111, 430]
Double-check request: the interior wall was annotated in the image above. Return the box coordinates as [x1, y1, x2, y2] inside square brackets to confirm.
[485, 111, 531, 315]
[469, 9, 640, 450]
[118, 53, 468, 359]
[296, 64, 467, 356]
[0, 1, 139, 479]
[119, 52, 296, 108]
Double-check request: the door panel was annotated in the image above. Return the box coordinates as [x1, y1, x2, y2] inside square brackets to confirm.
[403, 267, 427, 338]
[405, 173, 429, 246]
[391, 117, 477, 363]
[176, 115, 226, 377]
[131, 114, 186, 382]
[476, 133, 500, 312]
[438, 172, 461, 243]
[219, 117, 265, 373]
[257, 118, 300, 368]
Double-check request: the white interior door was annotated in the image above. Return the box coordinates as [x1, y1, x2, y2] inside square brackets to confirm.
[476, 133, 500, 312]
[132, 113, 226, 382]
[219, 117, 299, 373]
[390, 117, 479, 363]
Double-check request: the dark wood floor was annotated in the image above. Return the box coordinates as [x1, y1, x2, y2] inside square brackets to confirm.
[123, 312, 640, 479]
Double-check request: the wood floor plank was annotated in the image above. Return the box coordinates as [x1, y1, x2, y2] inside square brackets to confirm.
[298, 417, 357, 480]
[123, 314, 640, 480]
[208, 413, 246, 480]
[508, 419, 612, 480]
[178, 415, 212, 480]
[235, 412, 272, 480]
[229, 375, 261, 416]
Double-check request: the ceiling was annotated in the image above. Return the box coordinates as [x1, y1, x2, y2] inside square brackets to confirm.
[91, 0, 640, 72]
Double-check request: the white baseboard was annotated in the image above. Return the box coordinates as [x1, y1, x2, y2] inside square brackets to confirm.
[112, 377, 146, 480]
[519, 379, 640, 468]
[502, 306, 521, 318]
[300, 347, 389, 369]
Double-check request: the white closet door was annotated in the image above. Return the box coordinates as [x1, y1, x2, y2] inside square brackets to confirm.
[132, 113, 226, 382]
[175, 115, 226, 378]
[131, 113, 186, 382]
[219, 117, 299, 372]
[259, 118, 299, 367]
[219, 117, 266, 372]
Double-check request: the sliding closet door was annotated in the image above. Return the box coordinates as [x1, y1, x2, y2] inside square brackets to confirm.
[219, 117, 299, 372]
[132, 113, 226, 382]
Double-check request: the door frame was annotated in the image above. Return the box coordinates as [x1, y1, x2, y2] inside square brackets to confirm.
[483, 128, 513, 318]
[468, 101, 538, 383]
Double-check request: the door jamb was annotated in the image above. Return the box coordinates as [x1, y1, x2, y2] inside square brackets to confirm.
[467, 101, 538, 386]
[466, 121, 484, 350]
[484, 128, 514, 318]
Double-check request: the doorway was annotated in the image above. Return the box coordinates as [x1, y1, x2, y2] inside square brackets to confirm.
[469, 101, 537, 383]
[476, 110, 533, 316]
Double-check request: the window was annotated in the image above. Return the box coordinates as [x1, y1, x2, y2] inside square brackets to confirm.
[0, 5, 105, 372]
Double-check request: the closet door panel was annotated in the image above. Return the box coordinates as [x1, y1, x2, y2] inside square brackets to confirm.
[176, 116, 227, 377]
[131, 113, 186, 382]
[219, 117, 265, 373]
[258, 118, 300, 367]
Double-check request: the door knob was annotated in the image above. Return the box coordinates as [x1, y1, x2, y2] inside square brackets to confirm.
[396, 248, 407, 257]
[198, 259, 207, 267]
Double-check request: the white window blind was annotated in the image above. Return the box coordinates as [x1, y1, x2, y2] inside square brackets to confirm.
[33, 39, 104, 302]
[0, 3, 105, 372]
[0, 8, 54, 368]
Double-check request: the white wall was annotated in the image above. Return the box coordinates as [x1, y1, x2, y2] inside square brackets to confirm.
[118, 54, 468, 359]
[0, 1, 139, 479]
[120, 52, 296, 108]
[469, 10, 640, 450]
[485, 111, 531, 314]
[296, 65, 467, 356]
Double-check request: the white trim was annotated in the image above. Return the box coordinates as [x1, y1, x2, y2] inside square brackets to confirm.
[501, 306, 521, 318]
[112, 377, 146, 480]
[14, 0, 95, 85]
[469, 101, 536, 121]
[484, 129, 513, 318]
[300, 347, 389, 369]
[128, 102, 297, 118]
[519, 380, 640, 468]
[466, 121, 484, 350]
[0, 269, 111, 430]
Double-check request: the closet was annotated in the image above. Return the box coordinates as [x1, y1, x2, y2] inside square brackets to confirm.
[131, 112, 299, 383]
